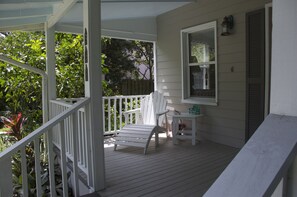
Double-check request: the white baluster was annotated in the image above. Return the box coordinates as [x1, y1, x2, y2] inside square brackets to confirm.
[21, 147, 28, 197]
[114, 98, 117, 132]
[85, 103, 93, 187]
[119, 97, 123, 130]
[59, 121, 69, 197]
[130, 97, 133, 124]
[108, 98, 111, 132]
[102, 98, 106, 134]
[71, 113, 80, 196]
[78, 111, 82, 165]
[47, 129, 56, 197]
[34, 138, 42, 197]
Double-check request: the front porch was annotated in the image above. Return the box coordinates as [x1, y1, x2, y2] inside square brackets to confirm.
[100, 136, 238, 196]
[1, 0, 297, 196]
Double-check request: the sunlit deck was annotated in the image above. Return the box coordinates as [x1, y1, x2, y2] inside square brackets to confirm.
[98, 136, 239, 197]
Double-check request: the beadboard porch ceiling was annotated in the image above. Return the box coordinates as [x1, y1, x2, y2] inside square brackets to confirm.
[0, 0, 193, 41]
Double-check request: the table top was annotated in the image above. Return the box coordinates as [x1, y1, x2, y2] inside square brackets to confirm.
[172, 113, 203, 118]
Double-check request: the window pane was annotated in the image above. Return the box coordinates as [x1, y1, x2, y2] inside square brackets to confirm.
[188, 28, 215, 64]
[190, 64, 216, 98]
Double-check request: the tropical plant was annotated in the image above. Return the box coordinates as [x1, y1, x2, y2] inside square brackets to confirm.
[0, 113, 72, 196]
[0, 112, 26, 141]
[12, 152, 73, 197]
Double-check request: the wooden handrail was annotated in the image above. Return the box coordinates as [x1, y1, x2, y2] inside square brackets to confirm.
[102, 95, 146, 99]
[0, 97, 90, 161]
[204, 114, 297, 197]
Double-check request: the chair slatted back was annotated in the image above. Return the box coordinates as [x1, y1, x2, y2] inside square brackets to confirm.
[153, 91, 167, 125]
[140, 91, 167, 125]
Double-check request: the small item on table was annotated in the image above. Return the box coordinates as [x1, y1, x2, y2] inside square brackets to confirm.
[189, 104, 200, 115]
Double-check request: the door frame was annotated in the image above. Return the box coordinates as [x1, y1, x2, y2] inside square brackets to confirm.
[264, 2, 272, 117]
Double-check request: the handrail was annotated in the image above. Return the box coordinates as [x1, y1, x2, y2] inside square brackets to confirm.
[50, 99, 73, 108]
[204, 114, 297, 197]
[0, 54, 46, 77]
[102, 95, 147, 99]
[0, 97, 90, 161]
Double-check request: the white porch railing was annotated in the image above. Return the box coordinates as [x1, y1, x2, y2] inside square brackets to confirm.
[50, 98, 89, 174]
[50, 95, 146, 135]
[102, 95, 146, 133]
[0, 98, 91, 197]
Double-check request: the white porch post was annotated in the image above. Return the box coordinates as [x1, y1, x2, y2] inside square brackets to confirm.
[45, 23, 56, 120]
[83, 0, 105, 191]
[270, 0, 297, 195]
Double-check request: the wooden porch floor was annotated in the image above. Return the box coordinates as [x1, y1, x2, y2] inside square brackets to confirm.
[98, 136, 239, 197]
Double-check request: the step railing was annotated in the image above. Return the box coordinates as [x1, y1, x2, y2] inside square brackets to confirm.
[0, 98, 90, 197]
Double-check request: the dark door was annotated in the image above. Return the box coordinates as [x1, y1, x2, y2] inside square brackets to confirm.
[246, 9, 265, 141]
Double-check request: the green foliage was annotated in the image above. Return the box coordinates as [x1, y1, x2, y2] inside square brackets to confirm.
[0, 32, 153, 138]
[0, 32, 109, 133]
[128, 40, 154, 80]
[0, 32, 45, 133]
[55, 33, 85, 98]
[9, 141, 73, 196]
[102, 38, 154, 95]
[0, 136, 12, 151]
[0, 31, 154, 196]
[0, 112, 72, 196]
[102, 38, 135, 95]
[55, 33, 108, 98]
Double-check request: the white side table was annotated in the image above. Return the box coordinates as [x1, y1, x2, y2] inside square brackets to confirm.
[172, 113, 203, 145]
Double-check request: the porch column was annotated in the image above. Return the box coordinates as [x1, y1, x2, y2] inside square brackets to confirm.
[83, 0, 105, 191]
[45, 23, 56, 121]
[270, 0, 297, 195]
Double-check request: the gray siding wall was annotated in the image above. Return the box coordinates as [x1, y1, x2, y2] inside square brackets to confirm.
[156, 0, 270, 148]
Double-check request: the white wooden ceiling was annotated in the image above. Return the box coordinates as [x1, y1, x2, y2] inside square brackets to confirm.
[0, 0, 193, 41]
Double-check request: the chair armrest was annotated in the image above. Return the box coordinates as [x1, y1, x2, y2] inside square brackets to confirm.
[123, 108, 141, 124]
[123, 108, 141, 115]
[156, 110, 169, 117]
[155, 110, 169, 126]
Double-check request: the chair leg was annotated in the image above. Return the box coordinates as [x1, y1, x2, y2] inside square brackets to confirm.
[114, 144, 117, 151]
[165, 115, 169, 138]
[155, 132, 159, 147]
[144, 148, 147, 155]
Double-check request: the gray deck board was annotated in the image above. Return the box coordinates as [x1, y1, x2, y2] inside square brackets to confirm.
[99, 137, 239, 197]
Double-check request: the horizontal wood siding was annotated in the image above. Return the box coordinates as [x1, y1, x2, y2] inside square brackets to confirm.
[156, 0, 271, 147]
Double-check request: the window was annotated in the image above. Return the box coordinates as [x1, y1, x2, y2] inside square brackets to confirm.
[181, 21, 218, 105]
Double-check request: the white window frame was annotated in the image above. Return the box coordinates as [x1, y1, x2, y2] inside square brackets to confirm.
[181, 21, 218, 106]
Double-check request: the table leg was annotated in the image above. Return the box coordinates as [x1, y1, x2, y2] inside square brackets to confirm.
[173, 118, 178, 144]
[192, 118, 196, 145]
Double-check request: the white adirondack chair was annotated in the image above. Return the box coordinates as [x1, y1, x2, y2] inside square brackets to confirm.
[114, 91, 169, 154]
